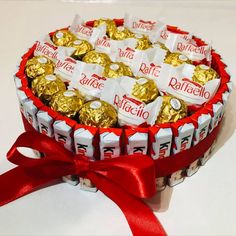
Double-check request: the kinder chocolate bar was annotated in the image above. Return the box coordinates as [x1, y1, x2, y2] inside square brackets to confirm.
[14, 75, 22, 89]
[124, 128, 148, 155]
[208, 102, 224, 133]
[156, 176, 167, 192]
[168, 169, 186, 187]
[16, 89, 30, 116]
[149, 124, 172, 159]
[186, 159, 200, 177]
[74, 124, 99, 160]
[99, 128, 122, 160]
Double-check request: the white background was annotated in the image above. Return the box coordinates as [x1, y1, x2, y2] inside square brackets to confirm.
[0, 1, 236, 235]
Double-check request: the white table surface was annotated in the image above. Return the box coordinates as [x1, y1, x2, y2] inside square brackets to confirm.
[0, 1, 236, 235]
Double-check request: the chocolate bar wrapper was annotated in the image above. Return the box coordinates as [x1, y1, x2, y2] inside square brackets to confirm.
[16, 89, 30, 117]
[14, 75, 23, 89]
[149, 124, 172, 160]
[208, 102, 224, 133]
[99, 128, 122, 160]
[124, 128, 148, 155]
[74, 124, 99, 160]
[186, 159, 200, 177]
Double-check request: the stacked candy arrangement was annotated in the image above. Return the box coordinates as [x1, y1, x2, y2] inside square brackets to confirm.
[15, 14, 232, 190]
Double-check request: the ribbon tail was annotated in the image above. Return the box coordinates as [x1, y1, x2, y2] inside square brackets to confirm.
[0, 166, 61, 206]
[88, 172, 167, 236]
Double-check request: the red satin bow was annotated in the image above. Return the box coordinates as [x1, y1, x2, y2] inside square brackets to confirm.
[0, 131, 166, 236]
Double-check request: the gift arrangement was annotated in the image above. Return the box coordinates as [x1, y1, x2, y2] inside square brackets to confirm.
[0, 14, 232, 235]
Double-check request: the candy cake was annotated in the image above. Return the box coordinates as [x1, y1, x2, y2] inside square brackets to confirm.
[14, 14, 232, 190]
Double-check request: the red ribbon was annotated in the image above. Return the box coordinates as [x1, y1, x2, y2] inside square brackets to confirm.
[0, 131, 166, 236]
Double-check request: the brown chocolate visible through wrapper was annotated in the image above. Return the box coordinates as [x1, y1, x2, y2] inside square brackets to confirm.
[50, 90, 84, 119]
[156, 95, 187, 124]
[131, 77, 159, 103]
[192, 64, 218, 85]
[79, 100, 117, 128]
[103, 62, 133, 78]
[31, 74, 66, 105]
[25, 56, 55, 80]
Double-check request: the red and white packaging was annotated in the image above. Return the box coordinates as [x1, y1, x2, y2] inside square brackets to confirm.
[74, 124, 99, 160]
[69, 61, 105, 100]
[149, 124, 172, 160]
[54, 56, 77, 82]
[165, 34, 212, 63]
[191, 111, 211, 146]
[70, 14, 106, 46]
[36, 106, 58, 138]
[16, 89, 29, 116]
[168, 169, 186, 187]
[157, 63, 221, 105]
[130, 47, 167, 80]
[94, 35, 112, 54]
[124, 128, 148, 155]
[186, 159, 200, 177]
[34, 41, 75, 63]
[99, 128, 122, 160]
[208, 102, 224, 133]
[109, 38, 138, 66]
[172, 118, 195, 154]
[124, 14, 167, 44]
[101, 78, 163, 126]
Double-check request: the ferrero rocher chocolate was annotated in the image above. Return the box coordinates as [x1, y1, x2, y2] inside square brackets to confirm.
[164, 52, 192, 67]
[31, 74, 66, 105]
[110, 26, 134, 40]
[156, 95, 187, 124]
[68, 39, 93, 60]
[52, 30, 76, 46]
[135, 34, 152, 50]
[50, 90, 84, 119]
[25, 56, 55, 79]
[103, 62, 133, 78]
[93, 18, 117, 36]
[82, 50, 111, 67]
[79, 100, 117, 128]
[132, 77, 159, 104]
[192, 64, 218, 85]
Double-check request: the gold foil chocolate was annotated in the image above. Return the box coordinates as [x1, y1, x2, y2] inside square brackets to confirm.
[156, 95, 187, 124]
[68, 39, 93, 60]
[192, 64, 218, 85]
[25, 56, 55, 79]
[132, 77, 159, 104]
[103, 62, 133, 78]
[79, 100, 117, 128]
[135, 34, 152, 50]
[31, 74, 66, 105]
[110, 26, 134, 40]
[153, 42, 169, 51]
[164, 52, 192, 67]
[93, 18, 117, 36]
[52, 30, 76, 46]
[50, 90, 84, 119]
[82, 50, 111, 67]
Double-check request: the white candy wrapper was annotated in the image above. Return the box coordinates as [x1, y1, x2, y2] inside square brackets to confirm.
[165, 34, 211, 62]
[23, 100, 39, 131]
[101, 77, 162, 126]
[70, 14, 106, 46]
[156, 64, 220, 105]
[95, 35, 112, 54]
[131, 47, 167, 80]
[37, 110, 54, 137]
[34, 41, 75, 63]
[54, 56, 77, 82]
[69, 61, 105, 100]
[124, 14, 167, 44]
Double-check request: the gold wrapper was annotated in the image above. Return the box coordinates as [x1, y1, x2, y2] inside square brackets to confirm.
[82, 50, 111, 67]
[192, 64, 218, 85]
[109, 26, 134, 40]
[135, 34, 152, 50]
[79, 100, 117, 128]
[93, 18, 117, 36]
[156, 95, 187, 124]
[68, 39, 93, 60]
[164, 52, 192, 67]
[153, 42, 169, 52]
[103, 62, 133, 78]
[50, 90, 84, 119]
[25, 56, 55, 79]
[132, 77, 159, 104]
[31, 74, 66, 105]
[52, 30, 76, 46]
